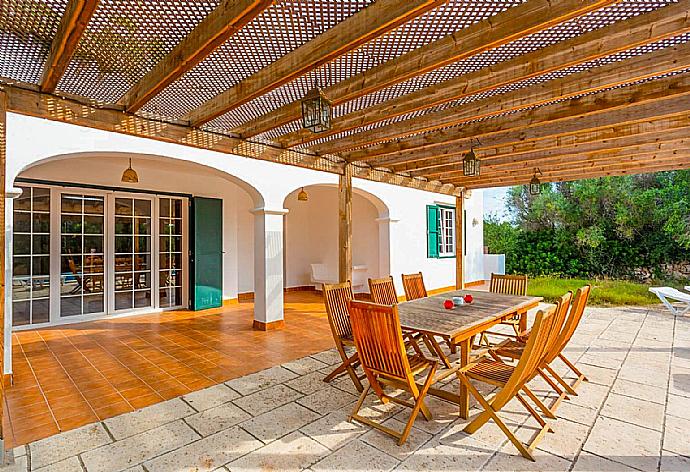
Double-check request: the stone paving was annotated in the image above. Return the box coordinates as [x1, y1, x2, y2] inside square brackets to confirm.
[4, 305, 690, 472]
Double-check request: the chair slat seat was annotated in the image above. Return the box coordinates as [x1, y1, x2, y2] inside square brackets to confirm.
[467, 358, 515, 385]
[493, 339, 525, 359]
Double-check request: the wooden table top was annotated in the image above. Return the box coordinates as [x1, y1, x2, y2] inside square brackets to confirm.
[397, 290, 542, 340]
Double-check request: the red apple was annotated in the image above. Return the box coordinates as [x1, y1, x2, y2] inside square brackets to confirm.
[443, 299, 454, 309]
[464, 294, 473, 304]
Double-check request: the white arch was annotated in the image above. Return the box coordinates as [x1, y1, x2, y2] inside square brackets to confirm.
[282, 182, 390, 219]
[14, 151, 266, 207]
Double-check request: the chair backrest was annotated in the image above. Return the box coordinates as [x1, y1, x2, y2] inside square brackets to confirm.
[493, 306, 556, 411]
[368, 276, 398, 305]
[323, 281, 355, 340]
[402, 272, 427, 301]
[543, 291, 574, 364]
[490, 273, 528, 296]
[554, 285, 592, 355]
[348, 300, 411, 381]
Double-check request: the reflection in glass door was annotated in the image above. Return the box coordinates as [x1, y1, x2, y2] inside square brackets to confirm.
[114, 197, 152, 311]
[159, 197, 184, 308]
[60, 194, 105, 317]
[12, 186, 51, 326]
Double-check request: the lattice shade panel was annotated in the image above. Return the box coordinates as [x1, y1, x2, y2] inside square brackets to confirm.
[142, 0, 375, 120]
[299, 31, 690, 151]
[202, 0, 526, 132]
[55, 0, 222, 103]
[0, 0, 69, 83]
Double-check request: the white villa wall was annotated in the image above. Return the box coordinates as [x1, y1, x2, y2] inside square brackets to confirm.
[5, 113, 485, 304]
[283, 186, 380, 289]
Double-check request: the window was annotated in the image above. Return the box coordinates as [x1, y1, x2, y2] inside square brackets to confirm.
[426, 205, 455, 258]
[159, 197, 184, 308]
[12, 186, 51, 326]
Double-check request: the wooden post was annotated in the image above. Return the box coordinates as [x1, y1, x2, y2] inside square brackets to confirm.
[455, 194, 464, 290]
[0, 90, 6, 457]
[339, 164, 353, 283]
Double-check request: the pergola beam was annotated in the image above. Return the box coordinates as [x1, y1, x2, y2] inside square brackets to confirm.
[416, 127, 690, 178]
[313, 38, 690, 154]
[120, 0, 273, 113]
[40, 0, 100, 93]
[455, 154, 690, 188]
[185, 0, 449, 127]
[344, 72, 690, 162]
[235, 0, 619, 139]
[3, 85, 463, 196]
[378, 111, 690, 170]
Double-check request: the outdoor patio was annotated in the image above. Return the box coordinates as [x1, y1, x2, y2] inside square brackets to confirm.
[5, 304, 689, 472]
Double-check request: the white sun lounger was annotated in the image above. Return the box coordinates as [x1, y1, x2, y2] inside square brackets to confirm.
[649, 287, 690, 316]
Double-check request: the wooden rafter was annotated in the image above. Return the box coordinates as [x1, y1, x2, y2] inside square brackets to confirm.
[319, 42, 690, 156]
[410, 125, 690, 178]
[343, 72, 690, 163]
[375, 111, 690, 170]
[2, 85, 463, 196]
[234, 0, 620, 139]
[120, 0, 273, 113]
[281, 1, 690, 150]
[184, 0, 449, 127]
[40, 0, 100, 93]
[454, 154, 690, 189]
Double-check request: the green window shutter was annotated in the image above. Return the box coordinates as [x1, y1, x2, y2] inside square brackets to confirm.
[426, 205, 439, 258]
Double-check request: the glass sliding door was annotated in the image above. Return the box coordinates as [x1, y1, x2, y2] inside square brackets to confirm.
[114, 197, 153, 311]
[60, 193, 106, 317]
[12, 186, 51, 326]
[159, 197, 184, 308]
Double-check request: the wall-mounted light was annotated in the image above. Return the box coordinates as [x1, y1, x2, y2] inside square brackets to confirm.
[297, 187, 308, 201]
[529, 168, 543, 195]
[121, 158, 139, 183]
[301, 82, 332, 133]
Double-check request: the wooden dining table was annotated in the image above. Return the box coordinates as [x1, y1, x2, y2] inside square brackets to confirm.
[397, 289, 542, 419]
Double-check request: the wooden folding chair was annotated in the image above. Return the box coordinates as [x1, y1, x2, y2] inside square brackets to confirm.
[368, 276, 398, 305]
[401, 272, 427, 301]
[459, 306, 558, 461]
[493, 291, 573, 416]
[348, 300, 460, 445]
[322, 281, 365, 392]
[479, 273, 528, 345]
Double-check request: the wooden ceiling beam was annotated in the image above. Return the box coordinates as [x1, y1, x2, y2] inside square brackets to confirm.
[413, 126, 690, 178]
[453, 153, 690, 188]
[235, 0, 620, 139]
[40, 0, 100, 93]
[431, 138, 690, 180]
[375, 111, 690, 169]
[120, 0, 273, 113]
[3, 85, 463, 196]
[312, 36, 690, 154]
[184, 0, 449, 127]
[344, 72, 690, 162]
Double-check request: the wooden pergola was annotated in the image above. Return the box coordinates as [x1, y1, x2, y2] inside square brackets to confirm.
[1, 0, 689, 453]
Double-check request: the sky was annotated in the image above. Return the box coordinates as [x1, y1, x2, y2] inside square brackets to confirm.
[482, 186, 511, 222]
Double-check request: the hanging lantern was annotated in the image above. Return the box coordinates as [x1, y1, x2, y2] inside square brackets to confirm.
[121, 158, 139, 183]
[301, 84, 332, 133]
[297, 187, 308, 201]
[462, 148, 480, 177]
[529, 168, 543, 195]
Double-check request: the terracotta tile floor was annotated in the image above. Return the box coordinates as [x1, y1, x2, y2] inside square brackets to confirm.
[4, 292, 334, 447]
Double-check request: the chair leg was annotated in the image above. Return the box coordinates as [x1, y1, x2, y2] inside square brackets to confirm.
[544, 364, 578, 396]
[399, 366, 437, 445]
[459, 375, 535, 461]
[515, 392, 554, 433]
[559, 353, 588, 389]
[538, 367, 568, 399]
[324, 345, 364, 392]
[522, 385, 556, 420]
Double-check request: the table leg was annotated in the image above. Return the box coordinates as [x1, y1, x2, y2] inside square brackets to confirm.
[518, 309, 528, 334]
[459, 338, 470, 419]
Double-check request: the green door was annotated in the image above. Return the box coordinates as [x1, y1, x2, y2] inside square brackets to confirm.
[192, 197, 223, 310]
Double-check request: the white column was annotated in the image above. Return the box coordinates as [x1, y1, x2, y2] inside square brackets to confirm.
[375, 216, 398, 277]
[251, 207, 288, 330]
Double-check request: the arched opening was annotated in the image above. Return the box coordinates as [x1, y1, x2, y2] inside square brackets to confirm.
[10, 152, 262, 328]
[282, 184, 391, 293]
